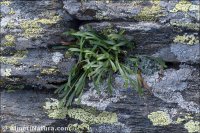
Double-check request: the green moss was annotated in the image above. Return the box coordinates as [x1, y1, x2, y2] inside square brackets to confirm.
[20, 15, 61, 38]
[41, 67, 59, 75]
[134, 1, 162, 21]
[170, 0, 192, 12]
[148, 111, 172, 126]
[0, 1, 11, 6]
[174, 34, 199, 45]
[184, 120, 200, 133]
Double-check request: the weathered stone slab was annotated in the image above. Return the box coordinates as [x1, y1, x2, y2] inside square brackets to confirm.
[0, 90, 57, 132]
[80, 22, 200, 63]
[0, 49, 75, 89]
[1, 0, 75, 50]
[63, 0, 200, 25]
[0, 0, 76, 89]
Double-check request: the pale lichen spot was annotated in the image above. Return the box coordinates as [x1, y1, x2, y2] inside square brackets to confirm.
[3, 34, 15, 47]
[174, 34, 199, 45]
[43, 98, 118, 132]
[170, 0, 192, 12]
[0, 1, 11, 6]
[184, 120, 200, 133]
[41, 67, 59, 75]
[67, 123, 90, 133]
[1, 68, 12, 77]
[175, 117, 185, 124]
[170, 21, 199, 31]
[5, 35, 15, 42]
[52, 52, 64, 64]
[0, 50, 28, 65]
[20, 15, 61, 38]
[134, 0, 162, 21]
[148, 111, 172, 126]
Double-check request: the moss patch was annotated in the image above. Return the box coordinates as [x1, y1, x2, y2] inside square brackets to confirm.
[148, 111, 172, 126]
[184, 120, 200, 133]
[174, 34, 199, 45]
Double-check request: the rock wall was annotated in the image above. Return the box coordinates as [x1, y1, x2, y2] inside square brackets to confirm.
[1, 0, 199, 133]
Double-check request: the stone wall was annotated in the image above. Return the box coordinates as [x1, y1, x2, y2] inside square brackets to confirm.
[1, 0, 199, 133]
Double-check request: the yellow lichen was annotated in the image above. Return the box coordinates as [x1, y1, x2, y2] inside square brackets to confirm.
[170, 21, 199, 31]
[43, 98, 118, 132]
[189, 5, 200, 11]
[8, 8, 15, 15]
[41, 67, 59, 75]
[20, 15, 61, 38]
[67, 123, 90, 133]
[0, 1, 11, 6]
[0, 50, 28, 65]
[3, 35, 15, 47]
[0, 56, 19, 65]
[5, 35, 15, 42]
[135, 1, 162, 21]
[184, 120, 200, 133]
[170, 0, 192, 12]
[174, 34, 199, 45]
[175, 117, 185, 124]
[6, 21, 15, 29]
[148, 111, 172, 126]
[67, 108, 118, 125]
[1, 68, 12, 77]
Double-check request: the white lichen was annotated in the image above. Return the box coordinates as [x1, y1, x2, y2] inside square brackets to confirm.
[52, 52, 64, 64]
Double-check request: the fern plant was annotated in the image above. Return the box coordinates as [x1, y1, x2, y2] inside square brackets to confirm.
[55, 28, 165, 107]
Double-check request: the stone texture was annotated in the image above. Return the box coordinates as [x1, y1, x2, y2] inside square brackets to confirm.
[80, 22, 200, 63]
[0, 90, 56, 132]
[1, 0, 200, 133]
[0, 0, 76, 89]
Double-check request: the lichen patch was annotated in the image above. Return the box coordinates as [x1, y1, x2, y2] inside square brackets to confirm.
[170, 0, 192, 12]
[148, 111, 172, 126]
[184, 120, 200, 133]
[1, 68, 12, 77]
[174, 34, 199, 45]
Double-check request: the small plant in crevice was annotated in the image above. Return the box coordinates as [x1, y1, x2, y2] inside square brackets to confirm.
[55, 27, 166, 107]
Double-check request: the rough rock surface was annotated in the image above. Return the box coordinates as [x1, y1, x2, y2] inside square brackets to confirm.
[1, 0, 200, 133]
[0, 0, 76, 89]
